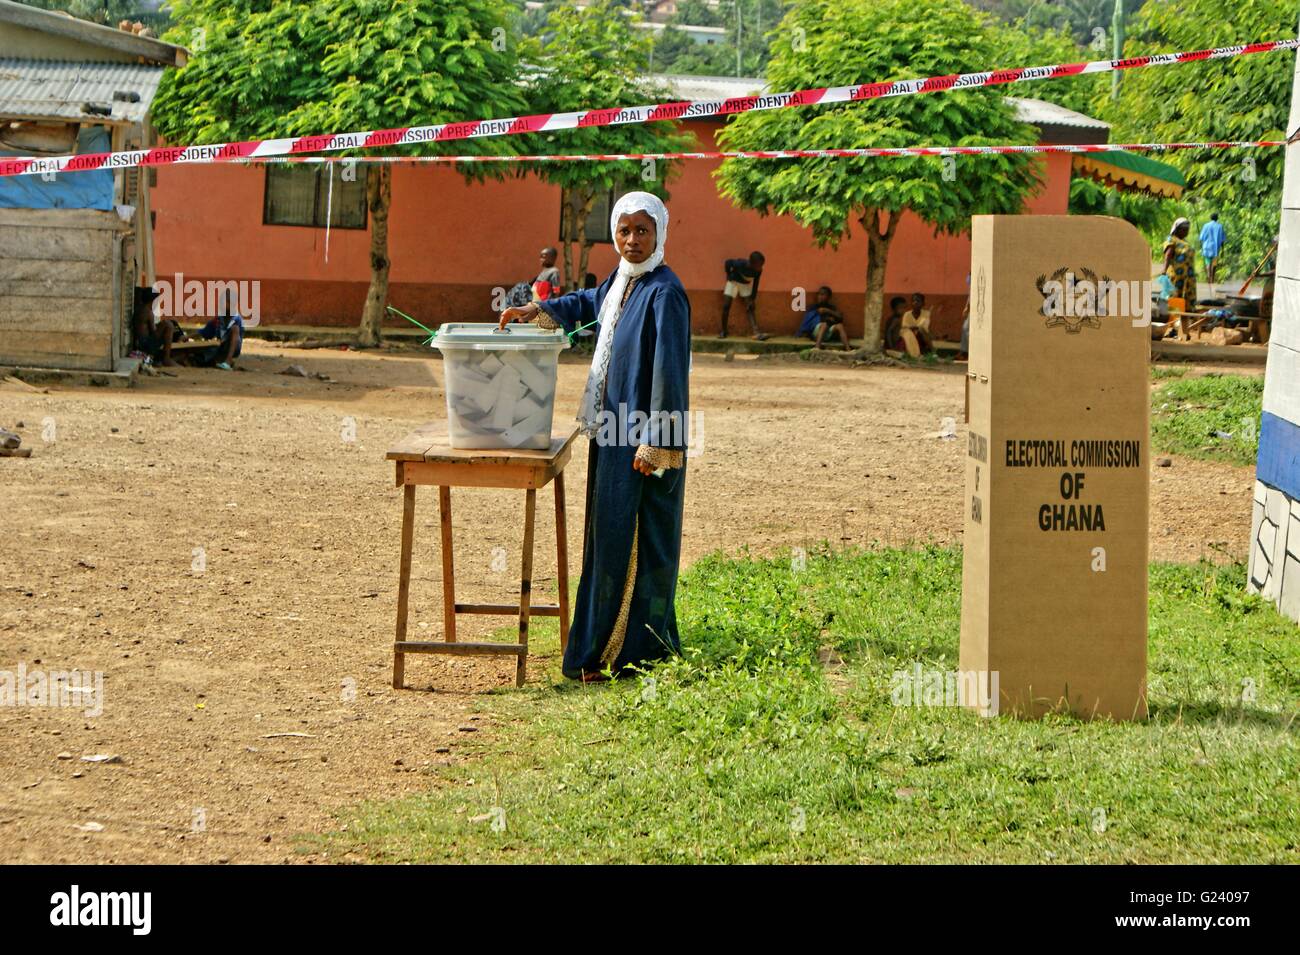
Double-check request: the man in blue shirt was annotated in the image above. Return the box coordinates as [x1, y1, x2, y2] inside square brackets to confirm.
[1199, 213, 1227, 286]
[795, 285, 849, 350]
[198, 290, 244, 370]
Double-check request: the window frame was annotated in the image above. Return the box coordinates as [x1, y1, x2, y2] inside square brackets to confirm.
[262, 164, 369, 230]
[559, 187, 617, 245]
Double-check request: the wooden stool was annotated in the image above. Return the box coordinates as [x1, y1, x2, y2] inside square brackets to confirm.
[385, 423, 579, 688]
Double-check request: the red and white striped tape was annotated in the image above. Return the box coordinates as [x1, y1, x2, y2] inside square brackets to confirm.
[2, 37, 1296, 179]
[235, 140, 1285, 164]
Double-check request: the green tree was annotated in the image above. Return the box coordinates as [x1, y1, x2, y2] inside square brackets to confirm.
[1103, 0, 1296, 276]
[715, 0, 1043, 352]
[675, 0, 724, 28]
[985, 20, 1105, 116]
[152, 0, 526, 345]
[651, 0, 788, 76]
[968, 0, 1143, 46]
[521, 0, 693, 289]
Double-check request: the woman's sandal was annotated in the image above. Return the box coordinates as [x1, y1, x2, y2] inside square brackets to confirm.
[581, 671, 610, 684]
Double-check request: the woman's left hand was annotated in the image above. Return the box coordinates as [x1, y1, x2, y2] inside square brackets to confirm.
[632, 456, 656, 476]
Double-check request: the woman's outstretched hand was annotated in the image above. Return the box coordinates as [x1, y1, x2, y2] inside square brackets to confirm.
[499, 303, 539, 328]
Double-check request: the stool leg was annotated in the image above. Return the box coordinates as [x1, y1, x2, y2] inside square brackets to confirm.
[554, 472, 570, 654]
[517, 488, 537, 687]
[439, 485, 456, 643]
[394, 483, 416, 689]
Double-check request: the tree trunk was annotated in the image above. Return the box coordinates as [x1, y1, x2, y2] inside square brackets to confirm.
[858, 207, 901, 355]
[559, 189, 573, 292]
[576, 193, 597, 289]
[358, 164, 392, 347]
[579, 238, 594, 290]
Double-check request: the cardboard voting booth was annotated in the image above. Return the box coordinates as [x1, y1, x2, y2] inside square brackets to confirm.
[960, 215, 1150, 720]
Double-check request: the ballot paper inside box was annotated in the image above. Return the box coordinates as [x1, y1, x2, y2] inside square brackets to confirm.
[433, 323, 570, 450]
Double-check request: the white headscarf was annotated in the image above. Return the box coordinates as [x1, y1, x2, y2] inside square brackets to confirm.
[1170, 217, 1190, 236]
[576, 191, 669, 437]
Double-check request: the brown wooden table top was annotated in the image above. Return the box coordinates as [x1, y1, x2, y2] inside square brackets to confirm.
[386, 422, 580, 467]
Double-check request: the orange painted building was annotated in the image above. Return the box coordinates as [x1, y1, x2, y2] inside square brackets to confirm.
[150, 85, 1104, 342]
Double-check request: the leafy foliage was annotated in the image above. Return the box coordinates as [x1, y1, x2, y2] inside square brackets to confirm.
[985, 19, 1106, 116]
[152, 0, 528, 343]
[1068, 174, 1175, 237]
[153, 0, 526, 160]
[715, 0, 1043, 349]
[970, 0, 1144, 46]
[717, 0, 1042, 248]
[650, 0, 788, 76]
[518, 0, 694, 286]
[1102, 0, 1296, 275]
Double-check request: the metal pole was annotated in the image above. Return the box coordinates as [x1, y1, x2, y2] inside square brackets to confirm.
[1111, 0, 1125, 101]
[736, 0, 742, 78]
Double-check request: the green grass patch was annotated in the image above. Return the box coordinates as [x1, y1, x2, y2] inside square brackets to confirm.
[1151, 372, 1263, 466]
[320, 546, 1300, 864]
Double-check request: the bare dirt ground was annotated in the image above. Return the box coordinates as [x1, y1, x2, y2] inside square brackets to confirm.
[0, 341, 1258, 863]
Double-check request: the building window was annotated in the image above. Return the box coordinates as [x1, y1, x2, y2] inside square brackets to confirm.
[560, 188, 616, 244]
[263, 165, 367, 229]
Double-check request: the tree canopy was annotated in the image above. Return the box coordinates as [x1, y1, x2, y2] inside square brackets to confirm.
[154, 0, 525, 156]
[519, 0, 694, 287]
[716, 0, 1044, 350]
[1102, 0, 1296, 273]
[152, 0, 528, 344]
[718, 0, 1043, 248]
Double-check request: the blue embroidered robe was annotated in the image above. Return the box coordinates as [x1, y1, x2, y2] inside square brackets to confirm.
[538, 264, 690, 678]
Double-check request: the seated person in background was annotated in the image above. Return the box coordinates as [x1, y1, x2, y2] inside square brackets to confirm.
[803, 286, 850, 351]
[131, 287, 184, 366]
[901, 292, 933, 355]
[796, 300, 819, 338]
[883, 296, 908, 351]
[532, 247, 561, 302]
[198, 290, 244, 370]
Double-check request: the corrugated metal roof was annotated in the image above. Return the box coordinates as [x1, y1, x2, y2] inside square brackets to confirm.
[651, 73, 768, 101]
[0, 0, 187, 67]
[0, 58, 164, 124]
[1007, 96, 1109, 131]
[651, 75, 1110, 132]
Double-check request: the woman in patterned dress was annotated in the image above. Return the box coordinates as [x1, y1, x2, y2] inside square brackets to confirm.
[1163, 217, 1197, 304]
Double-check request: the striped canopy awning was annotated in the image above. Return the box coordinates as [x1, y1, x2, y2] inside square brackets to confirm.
[1072, 150, 1186, 199]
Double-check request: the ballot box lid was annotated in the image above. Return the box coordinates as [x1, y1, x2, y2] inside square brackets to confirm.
[434, 322, 570, 352]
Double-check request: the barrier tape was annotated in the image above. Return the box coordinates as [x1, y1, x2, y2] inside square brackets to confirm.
[0, 37, 1296, 179]
[230, 140, 1285, 164]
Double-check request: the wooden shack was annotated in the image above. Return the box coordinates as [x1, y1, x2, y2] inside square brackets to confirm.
[0, 0, 187, 374]
[0, 207, 131, 370]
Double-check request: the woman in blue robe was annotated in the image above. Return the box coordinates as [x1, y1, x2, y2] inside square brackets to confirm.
[500, 192, 690, 681]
